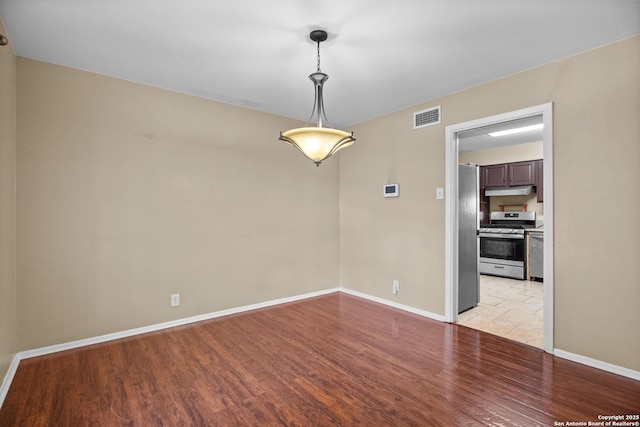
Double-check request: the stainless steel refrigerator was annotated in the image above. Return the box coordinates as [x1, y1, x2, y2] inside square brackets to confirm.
[458, 164, 480, 313]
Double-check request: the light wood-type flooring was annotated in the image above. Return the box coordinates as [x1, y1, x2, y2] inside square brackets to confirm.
[1, 292, 638, 426]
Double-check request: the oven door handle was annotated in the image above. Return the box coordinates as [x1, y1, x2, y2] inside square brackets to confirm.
[478, 233, 525, 240]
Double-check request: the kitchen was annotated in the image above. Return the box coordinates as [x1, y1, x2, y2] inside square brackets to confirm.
[456, 116, 545, 348]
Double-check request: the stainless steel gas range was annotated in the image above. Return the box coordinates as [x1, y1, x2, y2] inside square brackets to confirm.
[478, 211, 536, 280]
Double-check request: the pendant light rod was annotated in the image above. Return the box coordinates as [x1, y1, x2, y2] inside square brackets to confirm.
[308, 30, 329, 129]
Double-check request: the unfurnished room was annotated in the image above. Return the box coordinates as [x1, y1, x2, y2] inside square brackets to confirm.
[1, 1, 639, 425]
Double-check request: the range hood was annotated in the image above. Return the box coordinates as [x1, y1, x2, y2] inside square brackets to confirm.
[485, 185, 535, 197]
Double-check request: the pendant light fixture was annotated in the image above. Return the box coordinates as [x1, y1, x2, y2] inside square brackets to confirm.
[279, 30, 355, 166]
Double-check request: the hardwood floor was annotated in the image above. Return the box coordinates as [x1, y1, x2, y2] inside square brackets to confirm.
[1, 293, 639, 426]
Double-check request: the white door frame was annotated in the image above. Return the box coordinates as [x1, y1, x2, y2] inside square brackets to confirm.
[444, 103, 554, 353]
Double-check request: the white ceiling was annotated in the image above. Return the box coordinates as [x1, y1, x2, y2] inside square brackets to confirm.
[458, 115, 543, 153]
[1, 1, 639, 128]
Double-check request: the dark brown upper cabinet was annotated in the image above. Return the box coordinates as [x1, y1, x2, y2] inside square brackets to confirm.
[508, 161, 536, 186]
[483, 164, 508, 187]
[536, 159, 544, 202]
[482, 160, 538, 187]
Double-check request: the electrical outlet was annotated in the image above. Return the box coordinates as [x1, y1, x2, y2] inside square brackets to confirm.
[393, 280, 399, 295]
[170, 293, 180, 307]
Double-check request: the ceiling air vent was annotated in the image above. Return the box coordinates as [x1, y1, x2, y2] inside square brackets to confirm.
[413, 106, 441, 129]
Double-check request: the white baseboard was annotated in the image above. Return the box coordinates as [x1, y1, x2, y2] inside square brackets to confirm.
[0, 287, 340, 409]
[0, 354, 21, 409]
[554, 348, 640, 381]
[4, 288, 639, 410]
[19, 287, 340, 360]
[339, 287, 446, 322]
[339, 288, 640, 382]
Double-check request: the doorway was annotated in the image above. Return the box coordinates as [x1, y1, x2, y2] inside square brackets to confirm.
[444, 103, 554, 353]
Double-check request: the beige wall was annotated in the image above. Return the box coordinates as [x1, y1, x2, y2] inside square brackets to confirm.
[6, 33, 640, 375]
[0, 19, 17, 380]
[16, 59, 340, 350]
[340, 36, 640, 371]
[460, 142, 544, 219]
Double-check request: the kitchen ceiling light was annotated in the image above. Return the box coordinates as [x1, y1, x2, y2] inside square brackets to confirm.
[488, 123, 543, 137]
[279, 30, 355, 166]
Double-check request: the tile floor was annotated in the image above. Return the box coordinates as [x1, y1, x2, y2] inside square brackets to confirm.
[457, 274, 544, 348]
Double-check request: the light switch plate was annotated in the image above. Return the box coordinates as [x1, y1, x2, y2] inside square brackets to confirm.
[436, 187, 444, 200]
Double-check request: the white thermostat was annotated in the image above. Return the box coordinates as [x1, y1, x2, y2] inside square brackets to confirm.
[383, 184, 399, 198]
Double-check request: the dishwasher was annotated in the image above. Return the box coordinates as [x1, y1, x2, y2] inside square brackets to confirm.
[530, 233, 544, 281]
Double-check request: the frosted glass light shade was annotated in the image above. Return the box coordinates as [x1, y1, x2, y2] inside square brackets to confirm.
[280, 127, 355, 166]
